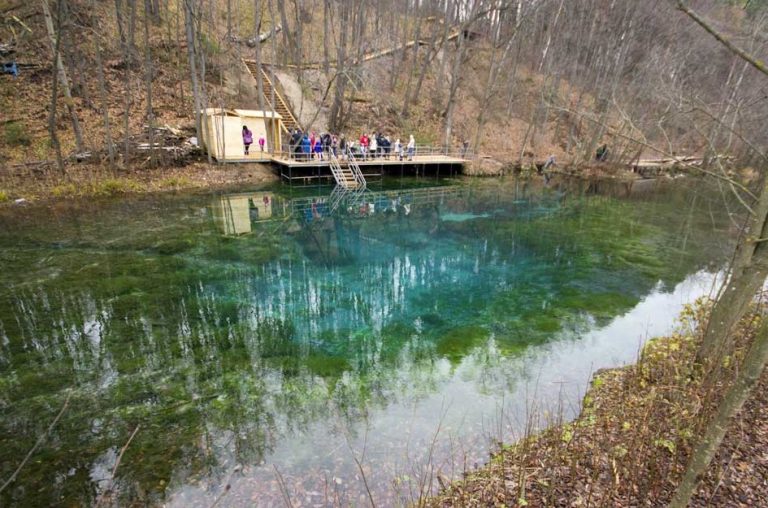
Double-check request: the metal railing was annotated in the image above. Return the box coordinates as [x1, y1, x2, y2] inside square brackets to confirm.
[328, 152, 347, 185]
[347, 153, 367, 189]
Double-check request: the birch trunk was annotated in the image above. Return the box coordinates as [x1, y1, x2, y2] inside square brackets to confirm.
[41, 0, 84, 153]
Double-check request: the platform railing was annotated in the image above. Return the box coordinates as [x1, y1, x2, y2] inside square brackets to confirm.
[271, 144, 473, 162]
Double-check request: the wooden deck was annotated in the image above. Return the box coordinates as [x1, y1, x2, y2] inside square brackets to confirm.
[270, 154, 467, 185]
[210, 152, 467, 186]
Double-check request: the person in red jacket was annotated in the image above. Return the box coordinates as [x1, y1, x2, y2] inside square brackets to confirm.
[359, 133, 369, 160]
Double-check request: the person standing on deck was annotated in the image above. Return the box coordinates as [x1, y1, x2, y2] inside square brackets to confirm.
[339, 134, 347, 160]
[314, 137, 323, 160]
[258, 135, 265, 153]
[242, 126, 253, 155]
[370, 134, 378, 159]
[301, 133, 311, 161]
[331, 134, 339, 157]
[407, 135, 415, 161]
[360, 133, 369, 160]
[322, 132, 332, 156]
[394, 138, 402, 161]
[290, 129, 302, 159]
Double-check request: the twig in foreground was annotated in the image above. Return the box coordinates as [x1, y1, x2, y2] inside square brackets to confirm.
[95, 424, 141, 507]
[0, 391, 72, 494]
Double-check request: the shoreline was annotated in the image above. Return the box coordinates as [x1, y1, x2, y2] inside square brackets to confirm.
[428, 301, 767, 507]
[0, 159, 664, 207]
[0, 162, 279, 205]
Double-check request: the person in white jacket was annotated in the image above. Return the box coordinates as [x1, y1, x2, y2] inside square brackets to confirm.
[407, 135, 415, 161]
[370, 135, 378, 159]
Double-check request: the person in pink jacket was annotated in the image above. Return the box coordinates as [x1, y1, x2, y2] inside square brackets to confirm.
[242, 126, 253, 155]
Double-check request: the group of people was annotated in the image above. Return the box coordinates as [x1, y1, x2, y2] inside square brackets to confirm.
[286, 129, 417, 162]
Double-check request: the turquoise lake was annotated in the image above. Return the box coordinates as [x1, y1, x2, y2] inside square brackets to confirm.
[0, 177, 732, 506]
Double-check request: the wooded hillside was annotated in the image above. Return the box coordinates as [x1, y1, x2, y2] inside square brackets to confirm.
[1, 0, 766, 173]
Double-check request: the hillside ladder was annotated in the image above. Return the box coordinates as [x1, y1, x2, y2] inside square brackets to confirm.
[242, 60, 301, 134]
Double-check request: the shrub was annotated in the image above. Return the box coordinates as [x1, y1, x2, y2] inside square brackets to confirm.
[4, 122, 31, 147]
[0, 190, 9, 202]
[51, 184, 78, 198]
[91, 178, 142, 196]
[159, 176, 193, 189]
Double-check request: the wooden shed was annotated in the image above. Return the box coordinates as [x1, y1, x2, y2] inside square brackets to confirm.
[201, 108, 283, 161]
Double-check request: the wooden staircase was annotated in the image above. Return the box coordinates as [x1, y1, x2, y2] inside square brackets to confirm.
[242, 60, 301, 134]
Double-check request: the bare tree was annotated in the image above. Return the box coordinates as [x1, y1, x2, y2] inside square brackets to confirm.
[41, 0, 84, 154]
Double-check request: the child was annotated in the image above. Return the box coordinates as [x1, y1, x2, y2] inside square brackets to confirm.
[258, 135, 265, 153]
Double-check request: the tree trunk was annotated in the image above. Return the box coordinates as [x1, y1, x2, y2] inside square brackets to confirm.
[184, 0, 203, 144]
[46, 0, 65, 174]
[144, 0, 155, 167]
[91, 0, 115, 166]
[226, 0, 232, 39]
[406, 19, 443, 117]
[698, 178, 768, 363]
[322, 0, 330, 74]
[253, 0, 265, 112]
[669, 315, 768, 508]
[276, 0, 293, 64]
[41, 0, 84, 153]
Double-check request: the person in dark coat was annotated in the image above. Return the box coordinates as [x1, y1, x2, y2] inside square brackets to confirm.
[291, 129, 302, 159]
[322, 132, 332, 155]
[339, 134, 347, 160]
[301, 134, 311, 161]
[379, 134, 391, 159]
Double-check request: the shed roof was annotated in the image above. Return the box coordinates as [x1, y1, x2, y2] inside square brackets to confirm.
[201, 108, 283, 119]
[234, 109, 283, 119]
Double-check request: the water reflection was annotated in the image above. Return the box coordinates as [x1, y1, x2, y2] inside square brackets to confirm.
[211, 192, 282, 235]
[0, 179, 732, 506]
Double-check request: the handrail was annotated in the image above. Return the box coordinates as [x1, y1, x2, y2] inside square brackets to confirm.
[270, 144, 474, 163]
[242, 59, 302, 134]
[347, 152, 367, 190]
[328, 153, 345, 185]
[258, 66, 301, 132]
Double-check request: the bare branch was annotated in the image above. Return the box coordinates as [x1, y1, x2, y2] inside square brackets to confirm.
[677, 1, 768, 78]
[0, 391, 72, 494]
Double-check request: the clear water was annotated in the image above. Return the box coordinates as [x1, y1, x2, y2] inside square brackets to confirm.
[0, 178, 731, 506]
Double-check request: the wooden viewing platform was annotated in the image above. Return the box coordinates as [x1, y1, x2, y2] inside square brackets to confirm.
[271, 153, 467, 185]
[211, 150, 468, 185]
